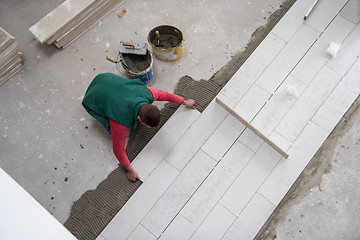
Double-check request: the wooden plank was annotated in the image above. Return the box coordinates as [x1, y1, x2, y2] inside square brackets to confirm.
[216, 98, 289, 158]
[141, 150, 216, 238]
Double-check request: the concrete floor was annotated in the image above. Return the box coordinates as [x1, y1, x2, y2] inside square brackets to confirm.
[0, 0, 283, 224]
[1, 0, 359, 239]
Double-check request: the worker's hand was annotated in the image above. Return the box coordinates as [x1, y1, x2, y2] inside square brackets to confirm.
[125, 165, 140, 182]
[183, 99, 196, 109]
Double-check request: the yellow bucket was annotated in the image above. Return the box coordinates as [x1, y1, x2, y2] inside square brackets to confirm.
[148, 25, 184, 62]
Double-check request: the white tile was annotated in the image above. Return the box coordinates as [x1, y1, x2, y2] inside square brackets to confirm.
[291, 15, 355, 85]
[256, 24, 320, 93]
[201, 114, 245, 161]
[251, 75, 306, 137]
[258, 121, 329, 205]
[305, 0, 348, 32]
[127, 224, 156, 240]
[312, 58, 360, 132]
[275, 66, 341, 143]
[100, 161, 179, 240]
[0, 168, 77, 240]
[96, 234, 106, 240]
[267, 131, 292, 154]
[181, 141, 255, 226]
[219, 143, 282, 216]
[164, 100, 228, 171]
[339, 0, 360, 24]
[141, 150, 216, 238]
[326, 22, 360, 76]
[132, 107, 200, 181]
[221, 33, 286, 103]
[272, 0, 318, 41]
[216, 92, 236, 110]
[233, 84, 271, 123]
[237, 128, 264, 152]
[222, 194, 275, 240]
[190, 204, 236, 240]
[159, 214, 197, 240]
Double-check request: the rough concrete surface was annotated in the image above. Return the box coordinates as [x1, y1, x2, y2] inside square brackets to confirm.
[256, 96, 360, 240]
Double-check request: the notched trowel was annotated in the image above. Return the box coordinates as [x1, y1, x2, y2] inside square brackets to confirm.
[119, 42, 147, 55]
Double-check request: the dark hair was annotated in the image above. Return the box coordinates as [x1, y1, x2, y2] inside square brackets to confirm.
[138, 104, 160, 127]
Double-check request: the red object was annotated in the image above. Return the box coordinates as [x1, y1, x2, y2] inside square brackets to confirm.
[110, 87, 184, 168]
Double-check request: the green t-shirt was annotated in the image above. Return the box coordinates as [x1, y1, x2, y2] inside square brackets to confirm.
[82, 73, 154, 129]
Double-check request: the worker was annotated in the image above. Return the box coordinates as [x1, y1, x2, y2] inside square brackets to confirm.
[82, 73, 196, 181]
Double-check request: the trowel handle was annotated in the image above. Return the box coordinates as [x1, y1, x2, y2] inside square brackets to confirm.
[106, 56, 117, 63]
[155, 30, 160, 38]
[122, 42, 134, 47]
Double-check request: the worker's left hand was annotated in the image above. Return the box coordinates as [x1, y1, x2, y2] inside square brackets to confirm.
[183, 99, 196, 109]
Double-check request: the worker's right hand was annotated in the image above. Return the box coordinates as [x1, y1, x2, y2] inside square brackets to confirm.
[126, 165, 140, 181]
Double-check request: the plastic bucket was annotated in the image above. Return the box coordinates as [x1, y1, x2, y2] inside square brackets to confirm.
[148, 25, 184, 62]
[120, 49, 153, 84]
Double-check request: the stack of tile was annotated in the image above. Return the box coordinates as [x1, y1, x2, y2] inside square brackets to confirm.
[0, 27, 23, 86]
[29, 0, 122, 49]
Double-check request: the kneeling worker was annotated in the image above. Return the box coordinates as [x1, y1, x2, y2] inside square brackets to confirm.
[82, 73, 196, 181]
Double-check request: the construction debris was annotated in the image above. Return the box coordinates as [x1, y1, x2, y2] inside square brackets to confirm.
[29, 0, 123, 49]
[118, 9, 127, 18]
[0, 27, 23, 86]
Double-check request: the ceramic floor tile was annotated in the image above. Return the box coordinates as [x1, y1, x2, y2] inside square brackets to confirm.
[181, 141, 254, 227]
[29, 0, 97, 43]
[220, 33, 285, 103]
[164, 100, 228, 171]
[96, 234, 106, 240]
[339, 0, 360, 24]
[0, 168, 77, 240]
[312, 58, 360, 132]
[305, 0, 348, 32]
[237, 128, 264, 153]
[275, 66, 341, 143]
[291, 15, 355, 85]
[326, 22, 360, 76]
[159, 214, 197, 240]
[267, 131, 292, 154]
[100, 160, 179, 240]
[201, 114, 245, 161]
[251, 75, 306, 137]
[190, 204, 236, 240]
[141, 150, 216, 238]
[127, 224, 156, 240]
[222, 194, 275, 240]
[256, 24, 320, 93]
[271, 0, 316, 41]
[219, 143, 282, 216]
[132, 107, 200, 181]
[258, 121, 329, 205]
[232, 84, 271, 123]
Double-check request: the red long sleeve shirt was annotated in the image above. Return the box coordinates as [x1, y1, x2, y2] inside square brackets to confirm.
[109, 87, 184, 168]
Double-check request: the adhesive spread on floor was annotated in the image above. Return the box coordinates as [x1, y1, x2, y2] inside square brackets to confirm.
[64, 1, 296, 239]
